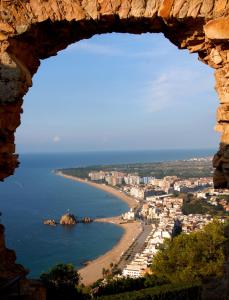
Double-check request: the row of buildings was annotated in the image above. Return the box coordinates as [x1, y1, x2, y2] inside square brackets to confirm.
[89, 168, 228, 279]
[122, 195, 217, 278]
[89, 171, 213, 197]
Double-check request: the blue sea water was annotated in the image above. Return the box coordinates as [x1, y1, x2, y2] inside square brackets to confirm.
[0, 149, 215, 278]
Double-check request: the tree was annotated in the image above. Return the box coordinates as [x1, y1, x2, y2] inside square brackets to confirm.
[171, 219, 182, 238]
[151, 220, 226, 284]
[40, 263, 86, 300]
[102, 267, 106, 278]
[41, 263, 80, 287]
[92, 276, 146, 297]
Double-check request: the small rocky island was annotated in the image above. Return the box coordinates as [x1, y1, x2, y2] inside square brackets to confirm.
[81, 217, 93, 223]
[43, 219, 57, 226]
[43, 213, 93, 226]
[60, 213, 77, 225]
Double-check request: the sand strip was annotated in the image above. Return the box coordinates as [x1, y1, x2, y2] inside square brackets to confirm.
[56, 171, 141, 285]
[56, 171, 138, 210]
[79, 217, 142, 285]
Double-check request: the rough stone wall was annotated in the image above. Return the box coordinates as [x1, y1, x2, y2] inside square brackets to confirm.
[0, 225, 46, 299]
[0, 224, 26, 278]
[0, 0, 228, 184]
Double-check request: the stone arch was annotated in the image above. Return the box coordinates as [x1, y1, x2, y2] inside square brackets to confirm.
[0, 0, 229, 187]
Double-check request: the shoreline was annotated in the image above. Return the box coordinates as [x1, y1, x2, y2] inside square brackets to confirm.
[56, 171, 141, 286]
[56, 171, 138, 210]
[79, 217, 142, 285]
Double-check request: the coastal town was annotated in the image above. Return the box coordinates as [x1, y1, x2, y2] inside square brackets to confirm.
[56, 157, 229, 285]
[86, 164, 229, 280]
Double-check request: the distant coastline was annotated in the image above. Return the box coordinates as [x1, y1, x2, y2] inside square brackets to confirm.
[56, 171, 141, 285]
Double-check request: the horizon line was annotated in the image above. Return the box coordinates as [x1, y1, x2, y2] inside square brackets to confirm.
[17, 148, 217, 155]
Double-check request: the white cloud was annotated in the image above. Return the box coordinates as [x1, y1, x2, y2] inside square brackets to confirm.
[53, 135, 61, 143]
[143, 68, 214, 113]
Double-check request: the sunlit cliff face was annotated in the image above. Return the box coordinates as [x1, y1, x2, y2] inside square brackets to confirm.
[0, 0, 228, 186]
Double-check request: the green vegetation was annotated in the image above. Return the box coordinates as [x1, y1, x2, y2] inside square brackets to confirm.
[182, 194, 229, 216]
[94, 220, 228, 299]
[151, 220, 227, 283]
[92, 275, 168, 297]
[97, 283, 202, 300]
[60, 158, 213, 179]
[40, 263, 89, 300]
[40, 221, 229, 300]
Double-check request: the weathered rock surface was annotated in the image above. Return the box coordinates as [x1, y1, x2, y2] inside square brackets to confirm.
[60, 213, 77, 225]
[80, 217, 93, 223]
[0, 224, 46, 300]
[43, 219, 57, 226]
[204, 17, 229, 39]
[0, 224, 27, 279]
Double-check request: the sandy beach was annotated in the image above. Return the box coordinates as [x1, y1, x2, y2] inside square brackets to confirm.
[56, 171, 142, 285]
[56, 171, 138, 210]
[79, 217, 142, 285]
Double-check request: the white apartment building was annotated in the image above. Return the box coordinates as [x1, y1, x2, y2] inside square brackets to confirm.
[122, 209, 135, 221]
[89, 171, 106, 181]
[124, 175, 141, 186]
[122, 263, 147, 278]
[130, 186, 145, 199]
[105, 175, 123, 186]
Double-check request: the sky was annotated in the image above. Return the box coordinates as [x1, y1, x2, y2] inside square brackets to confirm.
[16, 33, 220, 153]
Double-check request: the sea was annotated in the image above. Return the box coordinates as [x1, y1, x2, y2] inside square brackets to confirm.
[0, 149, 215, 278]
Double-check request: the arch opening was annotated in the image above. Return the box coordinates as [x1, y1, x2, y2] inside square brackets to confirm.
[0, 32, 223, 286]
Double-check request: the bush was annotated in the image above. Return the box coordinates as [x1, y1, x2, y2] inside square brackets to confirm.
[40, 263, 88, 300]
[93, 277, 145, 297]
[92, 273, 169, 297]
[97, 283, 202, 300]
[151, 219, 226, 283]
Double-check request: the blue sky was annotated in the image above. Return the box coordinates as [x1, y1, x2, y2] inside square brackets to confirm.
[16, 33, 220, 153]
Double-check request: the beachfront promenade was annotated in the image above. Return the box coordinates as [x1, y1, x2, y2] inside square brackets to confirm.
[117, 224, 152, 270]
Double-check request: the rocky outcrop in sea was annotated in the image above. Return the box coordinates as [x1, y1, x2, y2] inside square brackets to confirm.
[43, 219, 57, 226]
[60, 213, 77, 225]
[43, 213, 93, 226]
